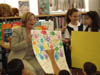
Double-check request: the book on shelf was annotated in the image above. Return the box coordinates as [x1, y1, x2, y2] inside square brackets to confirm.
[35, 21, 54, 30]
[38, 0, 50, 15]
[18, 0, 30, 16]
[4, 29, 12, 43]
[1, 24, 12, 42]
[0, 23, 2, 40]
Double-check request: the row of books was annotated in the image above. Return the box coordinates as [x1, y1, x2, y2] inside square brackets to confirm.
[53, 16, 65, 30]
[0, 16, 66, 43]
[38, 16, 66, 30]
[0, 20, 54, 42]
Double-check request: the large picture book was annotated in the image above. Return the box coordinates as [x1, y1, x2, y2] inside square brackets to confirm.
[31, 30, 70, 74]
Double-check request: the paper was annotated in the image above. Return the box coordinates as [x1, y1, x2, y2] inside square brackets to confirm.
[71, 31, 100, 71]
[19, 1, 29, 16]
[31, 30, 70, 74]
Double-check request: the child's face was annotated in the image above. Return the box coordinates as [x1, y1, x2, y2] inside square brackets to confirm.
[69, 12, 79, 23]
[85, 16, 92, 26]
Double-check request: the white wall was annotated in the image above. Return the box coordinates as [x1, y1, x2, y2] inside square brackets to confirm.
[0, 0, 18, 8]
[0, 0, 100, 15]
[88, 0, 100, 14]
[29, 0, 38, 15]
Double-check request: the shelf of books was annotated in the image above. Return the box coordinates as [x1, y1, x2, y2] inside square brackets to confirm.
[0, 13, 66, 43]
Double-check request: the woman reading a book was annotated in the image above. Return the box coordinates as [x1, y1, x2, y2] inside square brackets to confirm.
[8, 12, 45, 75]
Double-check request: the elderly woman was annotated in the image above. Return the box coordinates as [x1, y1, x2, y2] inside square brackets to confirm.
[8, 12, 45, 75]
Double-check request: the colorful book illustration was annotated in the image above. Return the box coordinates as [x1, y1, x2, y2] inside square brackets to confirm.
[18, 1, 29, 16]
[4, 29, 12, 42]
[35, 21, 54, 30]
[0, 23, 2, 40]
[1, 24, 12, 42]
[38, 0, 50, 15]
[31, 30, 70, 74]
[11, 22, 22, 28]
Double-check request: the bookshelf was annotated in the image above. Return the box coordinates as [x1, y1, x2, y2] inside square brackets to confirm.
[0, 14, 65, 19]
[0, 14, 66, 30]
[0, 12, 86, 19]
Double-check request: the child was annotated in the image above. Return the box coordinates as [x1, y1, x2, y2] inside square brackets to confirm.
[83, 62, 97, 75]
[85, 11, 100, 32]
[7, 59, 34, 75]
[58, 70, 70, 75]
[62, 8, 86, 68]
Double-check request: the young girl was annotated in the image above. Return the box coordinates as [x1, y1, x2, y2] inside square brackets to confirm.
[62, 8, 86, 68]
[83, 62, 97, 75]
[85, 11, 100, 32]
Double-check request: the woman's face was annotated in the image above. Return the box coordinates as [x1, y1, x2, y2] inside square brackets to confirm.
[69, 12, 79, 23]
[85, 16, 92, 26]
[26, 15, 36, 29]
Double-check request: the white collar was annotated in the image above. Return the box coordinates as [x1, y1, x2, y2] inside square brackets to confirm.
[68, 22, 81, 28]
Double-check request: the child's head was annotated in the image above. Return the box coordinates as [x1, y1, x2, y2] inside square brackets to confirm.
[83, 62, 97, 75]
[7, 59, 24, 75]
[85, 11, 100, 31]
[58, 70, 70, 75]
[66, 8, 79, 24]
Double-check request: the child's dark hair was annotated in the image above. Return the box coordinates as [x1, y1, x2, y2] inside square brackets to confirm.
[65, 8, 79, 24]
[7, 59, 24, 75]
[59, 70, 70, 75]
[83, 62, 97, 75]
[86, 11, 100, 32]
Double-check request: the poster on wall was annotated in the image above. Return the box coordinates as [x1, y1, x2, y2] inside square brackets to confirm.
[31, 30, 70, 74]
[18, 0, 29, 16]
[71, 31, 100, 71]
[38, 0, 50, 15]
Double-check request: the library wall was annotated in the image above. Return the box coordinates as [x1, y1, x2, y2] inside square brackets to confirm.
[88, 0, 100, 15]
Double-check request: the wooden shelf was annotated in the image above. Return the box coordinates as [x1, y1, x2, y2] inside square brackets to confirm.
[0, 14, 66, 19]
[0, 16, 21, 20]
[0, 12, 86, 19]
[36, 14, 65, 17]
